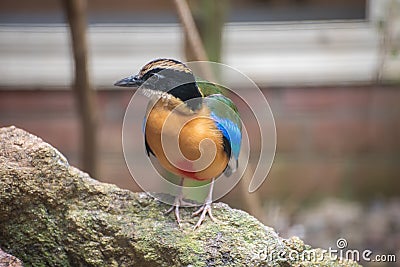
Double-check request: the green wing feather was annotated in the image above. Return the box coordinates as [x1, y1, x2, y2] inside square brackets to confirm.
[196, 79, 240, 125]
[196, 79, 224, 96]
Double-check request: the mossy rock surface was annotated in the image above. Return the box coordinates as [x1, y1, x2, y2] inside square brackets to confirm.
[0, 126, 361, 267]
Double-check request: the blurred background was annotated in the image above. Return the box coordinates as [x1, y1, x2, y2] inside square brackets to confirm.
[0, 0, 399, 265]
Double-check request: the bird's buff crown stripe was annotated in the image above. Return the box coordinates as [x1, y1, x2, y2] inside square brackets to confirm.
[139, 59, 192, 77]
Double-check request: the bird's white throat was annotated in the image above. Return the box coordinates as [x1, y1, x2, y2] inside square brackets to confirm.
[139, 88, 195, 115]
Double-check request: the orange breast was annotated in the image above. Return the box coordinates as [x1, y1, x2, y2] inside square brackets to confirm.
[145, 100, 229, 180]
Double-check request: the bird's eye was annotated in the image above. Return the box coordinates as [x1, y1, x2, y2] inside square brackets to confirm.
[150, 73, 164, 82]
[145, 72, 163, 83]
[151, 74, 159, 83]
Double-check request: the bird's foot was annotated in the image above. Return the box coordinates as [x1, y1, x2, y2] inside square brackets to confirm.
[165, 195, 183, 227]
[192, 201, 216, 230]
[165, 205, 182, 227]
[164, 195, 193, 227]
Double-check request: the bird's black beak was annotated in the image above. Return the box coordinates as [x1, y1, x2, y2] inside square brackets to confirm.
[114, 75, 143, 87]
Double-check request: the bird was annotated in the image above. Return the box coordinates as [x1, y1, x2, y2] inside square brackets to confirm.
[114, 58, 242, 229]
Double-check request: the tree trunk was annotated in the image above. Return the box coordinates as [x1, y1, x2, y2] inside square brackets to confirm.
[63, 0, 98, 178]
[184, 0, 228, 63]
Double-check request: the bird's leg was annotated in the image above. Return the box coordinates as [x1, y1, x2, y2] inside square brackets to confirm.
[192, 178, 216, 229]
[165, 178, 184, 227]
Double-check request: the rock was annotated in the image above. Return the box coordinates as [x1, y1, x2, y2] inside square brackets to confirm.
[0, 247, 23, 267]
[0, 126, 361, 266]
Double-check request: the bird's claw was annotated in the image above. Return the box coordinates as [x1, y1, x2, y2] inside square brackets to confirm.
[192, 202, 216, 230]
[165, 179, 217, 229]
[165, 196, 183, 227]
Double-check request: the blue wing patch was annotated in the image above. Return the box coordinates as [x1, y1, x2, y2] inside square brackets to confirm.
[204, 94, 242, 176]
[210, 112, 241, 160]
